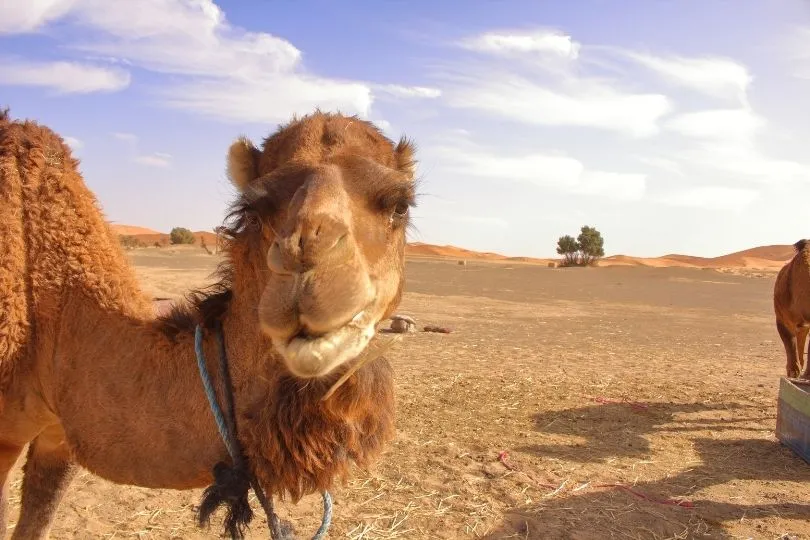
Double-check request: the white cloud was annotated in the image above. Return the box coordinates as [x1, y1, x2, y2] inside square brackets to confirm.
[374, 84, 442, 99]
[0, 58, 130, 93]
[664, 108, 810, 183]
[63, 136, 83, 149]
[433, 143, 646, 201]
[0, 1, 386, 122]
[442, 29, 672, 137]
[622, 51, 752, 103]
[459, 29, 580, 59]
[442, 74, 671, 137]
[0, 0, 75, 34]
[665, 108, 764, 142]
[656, 186, 759, 212]
[134, 152, 171, 167]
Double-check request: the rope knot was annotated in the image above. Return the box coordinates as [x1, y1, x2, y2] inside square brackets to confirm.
[198, 461, 254, 539]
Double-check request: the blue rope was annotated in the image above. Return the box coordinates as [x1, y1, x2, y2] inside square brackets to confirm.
[194, 325, 239, 462]
[194, 324, 334, 539]
[312, 491, 333, 540]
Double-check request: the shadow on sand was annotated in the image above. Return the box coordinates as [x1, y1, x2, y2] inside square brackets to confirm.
[483, 401, 810, 539]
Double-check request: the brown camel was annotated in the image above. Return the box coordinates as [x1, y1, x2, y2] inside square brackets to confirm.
[774, 239, 810, 379]
[0, 108, 417, 538]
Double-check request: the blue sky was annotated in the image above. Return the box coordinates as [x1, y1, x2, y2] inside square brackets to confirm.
[2, 1, 810, 258]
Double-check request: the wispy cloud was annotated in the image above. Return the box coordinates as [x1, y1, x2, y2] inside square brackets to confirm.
[431, 138, 646, 201]
[0, 58, 130, 93]
[63, 136, 83, 150]
[439, 28, 671, 137]
[0, 0, 75, 34]
[664, 107, 810, 183]
[0, 1, 425, 123]
[620, 51, 752, 104]
[655, 186, 759, 212]
[459, 29, 581, 59]
[134, 152, 172, 167]
[111, 131, 170, 167]
[374, 84, 442, 99]
[440, 73, 671, 137]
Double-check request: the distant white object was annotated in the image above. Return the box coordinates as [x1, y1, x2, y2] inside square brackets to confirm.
[389, 314, 416, 333]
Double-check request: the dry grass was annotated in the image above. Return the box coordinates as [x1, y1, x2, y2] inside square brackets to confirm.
[5, 254, 810, 539]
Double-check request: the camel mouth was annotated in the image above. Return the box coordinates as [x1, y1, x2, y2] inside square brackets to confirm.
[272, 309, 377, 379]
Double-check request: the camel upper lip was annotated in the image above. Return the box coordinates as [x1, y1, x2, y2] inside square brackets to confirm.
[285, 308, 370, 347]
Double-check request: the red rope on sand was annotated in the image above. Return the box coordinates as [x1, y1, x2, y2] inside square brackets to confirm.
[593, 483, 695, 508]
[497, 451, 694, 508]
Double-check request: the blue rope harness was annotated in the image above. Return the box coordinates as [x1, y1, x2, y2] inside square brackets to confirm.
[194, 323, 333, 539]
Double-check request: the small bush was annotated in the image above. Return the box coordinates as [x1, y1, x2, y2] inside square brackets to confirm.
[170, 227, 196, 245]
[119, 235, 145, 249]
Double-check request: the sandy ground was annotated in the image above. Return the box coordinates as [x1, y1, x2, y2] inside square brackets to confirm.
[5, 247, 810, 539]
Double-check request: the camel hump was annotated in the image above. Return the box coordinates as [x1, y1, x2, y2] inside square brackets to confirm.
[795, 239, 810, 253]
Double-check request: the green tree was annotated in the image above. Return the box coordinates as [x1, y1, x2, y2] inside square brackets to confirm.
[555, 225, 605, 267]
[577, 225, 605, 266]
[169, 227, 195, 245]
[556, 235, 580, 267]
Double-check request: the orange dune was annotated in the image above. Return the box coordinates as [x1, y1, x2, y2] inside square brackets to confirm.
[109, 224, 796, 270]
[111, 224, 218, 248]
[109, 224, 162, 236]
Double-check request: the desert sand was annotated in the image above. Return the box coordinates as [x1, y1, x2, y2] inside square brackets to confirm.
[5, 233, 809, 539]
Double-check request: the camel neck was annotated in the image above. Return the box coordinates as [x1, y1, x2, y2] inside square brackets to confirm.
[47, 288, 239, 489]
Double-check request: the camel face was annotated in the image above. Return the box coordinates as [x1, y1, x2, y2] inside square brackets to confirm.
[226, 114, 416, 379]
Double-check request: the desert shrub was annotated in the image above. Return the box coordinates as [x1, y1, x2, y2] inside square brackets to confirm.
[119, 235, 145, 249]
[556, 225, 605, 267]
[169, 227, 195, 245]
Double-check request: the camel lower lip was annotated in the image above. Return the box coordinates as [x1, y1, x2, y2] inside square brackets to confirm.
[274, 310, 376, 378]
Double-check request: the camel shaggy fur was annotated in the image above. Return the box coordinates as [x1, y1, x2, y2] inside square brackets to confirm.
[0, 108, 417, 538]
[774, 239, 810, 379]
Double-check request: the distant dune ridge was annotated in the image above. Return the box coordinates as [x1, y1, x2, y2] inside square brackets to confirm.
[109, 224, 794, 270]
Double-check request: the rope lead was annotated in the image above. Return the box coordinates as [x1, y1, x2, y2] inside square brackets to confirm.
[194, 324, 333, 539]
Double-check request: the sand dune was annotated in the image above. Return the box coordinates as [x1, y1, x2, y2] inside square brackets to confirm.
[112, 224, 218, 248]
[110, 224, 796, 270]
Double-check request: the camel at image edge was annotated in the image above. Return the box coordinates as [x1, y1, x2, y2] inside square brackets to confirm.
[0, 108, 417, 538]
[774, 239, 810, 379]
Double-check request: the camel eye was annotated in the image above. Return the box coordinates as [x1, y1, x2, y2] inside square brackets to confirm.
[393, 201, 409, 218]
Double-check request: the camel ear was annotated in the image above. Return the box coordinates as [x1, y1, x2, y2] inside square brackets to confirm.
[227, 136, 261, 192]
[394, 137, 416, 177]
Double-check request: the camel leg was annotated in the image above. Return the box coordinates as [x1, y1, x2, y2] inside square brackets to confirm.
[777, 320, 801, 378]
[10, 424, 75, 540]
[0, 443, 25, 539]
[798, 326, 810, 379]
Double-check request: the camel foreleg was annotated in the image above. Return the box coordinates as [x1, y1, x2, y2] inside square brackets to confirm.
[10, 424, 75, 540]
[0, 443, 25, 539]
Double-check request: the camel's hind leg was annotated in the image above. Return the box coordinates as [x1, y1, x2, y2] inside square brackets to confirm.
[0, 443, 25, 538]
[10, 424, 75, 540]
[777, 320, 801, 378]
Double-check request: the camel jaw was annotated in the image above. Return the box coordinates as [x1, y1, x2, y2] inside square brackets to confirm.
[271, 310, 377, 379]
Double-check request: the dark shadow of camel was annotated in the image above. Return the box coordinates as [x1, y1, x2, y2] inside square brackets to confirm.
[482, 402, 810, 539]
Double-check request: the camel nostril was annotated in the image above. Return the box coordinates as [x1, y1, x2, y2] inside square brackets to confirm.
[267, 240, 292, 275]
[329, 233, 348, 252]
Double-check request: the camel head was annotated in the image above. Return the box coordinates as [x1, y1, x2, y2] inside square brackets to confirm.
[225, 113, 416, 379]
